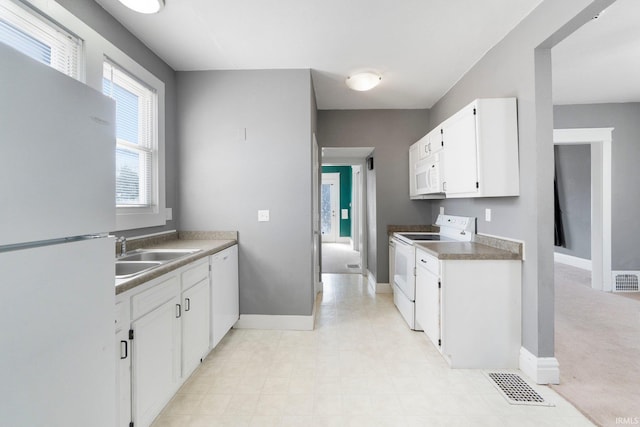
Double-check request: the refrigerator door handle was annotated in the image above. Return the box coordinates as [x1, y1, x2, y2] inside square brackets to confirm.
[120, 340, 128, 360]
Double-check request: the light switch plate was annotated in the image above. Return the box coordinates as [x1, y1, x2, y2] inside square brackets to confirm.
[165, 207, 173, 221]
[485, 208, 492, 222]
[258, 210, 270, 222]
[341, 209, 348, 219]
[440, 206, 445, 215]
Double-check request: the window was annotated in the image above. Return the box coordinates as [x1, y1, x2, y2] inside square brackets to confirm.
[1, 0, 166, 230]
[0, 0, 81, 79]
[102, 59, 158, 209]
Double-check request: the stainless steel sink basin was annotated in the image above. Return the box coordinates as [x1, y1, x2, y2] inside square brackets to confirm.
[118, 249, 200, 262]
[115, 249, 201, 279]
[116, 261, 163, 278]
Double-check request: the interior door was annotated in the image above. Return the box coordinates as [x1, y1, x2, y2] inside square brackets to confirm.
[321, 173, 340, 242]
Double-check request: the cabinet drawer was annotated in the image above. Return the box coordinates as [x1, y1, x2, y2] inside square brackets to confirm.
[416, 249, 439, 276]
[182, 259, 209, 290]
[131, 275, 180, 320]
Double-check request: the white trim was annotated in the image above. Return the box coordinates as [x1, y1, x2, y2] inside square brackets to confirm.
[234, 299, 316, 331]
[375, 282, 393, 294]
[315, 280, 323, 295]
[554, 252, 592, 271]
[366, 270, 392, 294]
[519, 347, 560, 385]
[554, 128, 613, 291]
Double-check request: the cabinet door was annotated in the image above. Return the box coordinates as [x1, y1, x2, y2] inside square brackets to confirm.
[416, 262, 440, 349]
[131, 297, 180, 427]
[409, 144, 419, 197]
[182, 278, 210, 378]
[211, 245, 240, 348]
[115, 329, 131, 427]
[442, 106, 478, 195]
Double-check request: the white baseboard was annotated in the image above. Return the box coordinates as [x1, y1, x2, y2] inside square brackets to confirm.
[375, 282, 393, 293]
[367, 270, 376, 293]
[554, 252, 592, 271]
[234, 298, 316, 331]
[519, 347, 560, 384]
[365, 270, 392, 294]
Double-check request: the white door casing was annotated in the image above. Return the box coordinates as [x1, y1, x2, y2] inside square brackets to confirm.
[553, 128, 613, 291]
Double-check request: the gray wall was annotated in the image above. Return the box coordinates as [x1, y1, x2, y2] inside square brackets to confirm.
[56, 0, 179, 237]
[554, 103, 640, 270]
[317, 110, 432, 283]
[426, 0, 613, 358]
[554, 145, 591, 259]
[177, 69, 315, 316]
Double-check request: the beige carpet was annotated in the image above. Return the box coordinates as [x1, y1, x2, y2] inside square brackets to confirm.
[321, 243, 362, 274]
[553, 263, 640, 427]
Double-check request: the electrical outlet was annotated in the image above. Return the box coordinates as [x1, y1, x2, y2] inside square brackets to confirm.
[165, 207, 172, 220]
[258, 210, 270, 222]
[485, 208, 492, 222]
[440, 206, 445, 215]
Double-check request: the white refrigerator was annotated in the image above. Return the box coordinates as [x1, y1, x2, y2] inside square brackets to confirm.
[0, 43, 116, 426]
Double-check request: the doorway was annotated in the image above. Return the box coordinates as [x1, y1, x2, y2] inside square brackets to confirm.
[319, 147, 373, 277]
[553, 128, 613, 291]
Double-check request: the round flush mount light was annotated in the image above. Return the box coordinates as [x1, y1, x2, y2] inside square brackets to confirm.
[345, 72, 382, 91]
[118, 0, 165, 14]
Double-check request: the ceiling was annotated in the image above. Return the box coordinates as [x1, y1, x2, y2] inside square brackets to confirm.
[94, 0, 544, 110]
[552, 0, 640, 105]
[94, 0, 638, 110]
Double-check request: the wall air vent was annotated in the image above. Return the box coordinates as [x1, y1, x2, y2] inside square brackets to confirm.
[612, 271, 640, 292]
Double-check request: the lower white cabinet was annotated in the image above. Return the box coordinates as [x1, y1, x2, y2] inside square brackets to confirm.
[182, 278, 210, 378]
[115, 299, 131, 427]
[415, 250, 440, 349]
[132, 292, 181, 427]
[210, 245, 239, 348]
[415, 247, 522, 369]
[116, 245, 239, 427]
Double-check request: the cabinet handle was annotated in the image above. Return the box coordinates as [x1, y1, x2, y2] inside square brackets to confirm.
[176, 304, 182, 318]
[120, 340, 128, 360]
[420, 259, 427, 264]
[185, 298, 191, 312]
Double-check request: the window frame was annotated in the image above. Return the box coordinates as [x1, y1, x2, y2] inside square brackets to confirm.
[6, 0, 166, 231]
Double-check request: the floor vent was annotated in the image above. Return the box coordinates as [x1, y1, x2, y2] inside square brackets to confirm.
[346, 264, 361, 269]
[612, 271, 640, 292]
[486, 372, 553, 406]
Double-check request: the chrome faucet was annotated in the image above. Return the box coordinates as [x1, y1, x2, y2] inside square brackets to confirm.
[117, 236, 127, 257]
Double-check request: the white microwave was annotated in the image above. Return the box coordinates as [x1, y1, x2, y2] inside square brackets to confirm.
[415, 152, 444, 194]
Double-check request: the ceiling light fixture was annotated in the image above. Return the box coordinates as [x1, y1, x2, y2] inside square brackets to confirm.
[345, 72, 382, 91]
[118, 0, 165, 14]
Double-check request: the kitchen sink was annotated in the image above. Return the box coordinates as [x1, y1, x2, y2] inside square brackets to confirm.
[115, 249, 202, 279]
[115, 261, 163, 278]
[118, 249, 201, 262]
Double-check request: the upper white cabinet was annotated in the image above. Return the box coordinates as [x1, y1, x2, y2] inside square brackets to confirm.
[409, 97, 519, 199]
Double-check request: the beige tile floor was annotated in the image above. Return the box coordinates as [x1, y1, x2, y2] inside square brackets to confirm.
[152, 273, 593, 427]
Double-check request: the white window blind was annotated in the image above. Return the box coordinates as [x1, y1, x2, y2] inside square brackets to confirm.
[0, 0, 81, 79]
[103, 59, 157, 208]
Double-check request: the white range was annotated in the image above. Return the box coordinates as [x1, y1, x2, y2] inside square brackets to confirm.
[391, 215, 476, 330]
